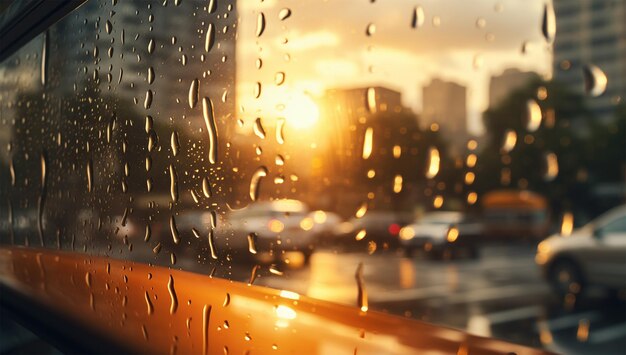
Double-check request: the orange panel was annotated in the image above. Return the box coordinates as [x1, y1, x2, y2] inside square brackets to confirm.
[0, 247, 549, 355]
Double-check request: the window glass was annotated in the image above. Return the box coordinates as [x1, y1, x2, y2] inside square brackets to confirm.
[0, 0, 624, 353]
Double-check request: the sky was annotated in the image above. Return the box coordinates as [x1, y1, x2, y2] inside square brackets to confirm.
[235, 0, 552, 135]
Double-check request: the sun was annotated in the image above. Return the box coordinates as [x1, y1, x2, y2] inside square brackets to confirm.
[282, 94, 320, 129]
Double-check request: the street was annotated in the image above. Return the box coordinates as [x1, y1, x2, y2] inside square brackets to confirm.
[242, 244, 626, 355]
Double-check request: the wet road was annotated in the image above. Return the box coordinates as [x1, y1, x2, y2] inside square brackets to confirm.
[249, 244, 626, 355]
[145, 241, 626, 354]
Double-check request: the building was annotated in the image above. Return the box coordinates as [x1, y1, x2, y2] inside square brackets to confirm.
[323, 86, 404, 120]
[422, 78, 468, 156]
[553, 0, 626, 121]
[489, 68, 540, 109]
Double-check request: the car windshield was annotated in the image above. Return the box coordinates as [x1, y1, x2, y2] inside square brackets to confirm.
[0, 0, 625, 354]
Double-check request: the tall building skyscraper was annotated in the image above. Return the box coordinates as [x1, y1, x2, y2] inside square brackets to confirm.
[489, 68, 540, 109]
[422, 78, 468, 156]
[553, 0, 626, 121]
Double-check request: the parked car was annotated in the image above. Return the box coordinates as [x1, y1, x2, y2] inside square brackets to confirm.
[331, 211, 413, 249]
[221, 199, 316, 263]
[536, 205, 626, 297]
[399, 211, 483, 259]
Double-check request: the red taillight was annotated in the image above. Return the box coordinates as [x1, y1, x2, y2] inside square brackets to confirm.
[388, 223, 400, 235]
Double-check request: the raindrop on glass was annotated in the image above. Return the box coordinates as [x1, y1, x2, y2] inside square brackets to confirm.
[249, 167, 268, 201]
[170, 215, 180, 244]
[253, 118, 266, 139]
[355, 263, 368, 312]
[525, 99, 542, 132]
[189, 79, 199, 108]
[256, 13, 266, 37]
[542, 3, 556, 44]
[582, 64, 608, 97]
[411, 6, 425, 29]
[278, 8, 291, 21]
[202, 97, 219, 164]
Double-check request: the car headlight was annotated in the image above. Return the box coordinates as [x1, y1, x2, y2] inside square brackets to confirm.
[399, 226, 415, 240]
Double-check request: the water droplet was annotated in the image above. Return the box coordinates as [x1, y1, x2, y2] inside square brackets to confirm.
[254, 82, 262, 98]
[278, 8, 291, 21]
[121, 207, 129, 227]
[148, 38, 155, 54]
[247, 233, 258, 254]
[223, 293, 230, 307]
[561, 212, 574, 236]
[542, 3, 556, 44]
[248, 265, 260, 285]
[202, 305, 211, 355]
[355, 229, 366, 241]
[253, 118, 266, 139]
[275, 155, 284, 166]
[355, 263, 368, 312]
[411, 6, 425, 29]
[86, 159, 94, 192]
[207, 0, 216, 13]
[41, 31, 49, 86]
[526, 99, 542, 132]
[426, 147, 440, 179]
[153, 242, 162, 254]
[147, 131, 156, 153]
[9, 159, 15, 187]
[171, 131, 180, 156]
[208, 230, 218, 260]
[473, 54, 483, 69]
[144, 224, 151, 242]
[147, 67, 155, 84]
[393, 175, 403, 193]
[205, 23, 215, 52]
[105, 20, 113, 34]
[355, 202, 367, 218]
[276, 118, 286, 144]
[144, 90, 153, 109]
[202, 97, 219, 164]
[475, 17, 486, 29]
[365, 23, 376, 36]
[256, 13, 266, 37]
[249, 167, 268, 201]
[362, 127, 374, 159]
[168, 275, 178, 314]
[202, 177, 212, 198]
[269, 265, 283, 276]
[145, 291, 154, 315]
[85, 271, 92, 287]
[366, 87, 377, 113]
[169, 164, 178, 203]
[244, 333, 251, 341]
[274, 72, 285, 86]
[170, 216, 180, 244]
[544, 152, 559, 181]
[582, 64, 608, 97]
[189, 79, 199, 108]
[501, 130, 517, 153]
[38, 151, 47, 246]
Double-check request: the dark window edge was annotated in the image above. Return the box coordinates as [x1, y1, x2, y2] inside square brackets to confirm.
[0, 0, 86, 63]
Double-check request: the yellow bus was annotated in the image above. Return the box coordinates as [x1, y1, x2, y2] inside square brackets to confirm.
[482, 190, 551, 241]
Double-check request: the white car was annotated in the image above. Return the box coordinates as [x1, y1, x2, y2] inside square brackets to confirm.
[399, 212, 481, 258]
[536, 205, 626, 297]
[220, 200, 316, 263]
